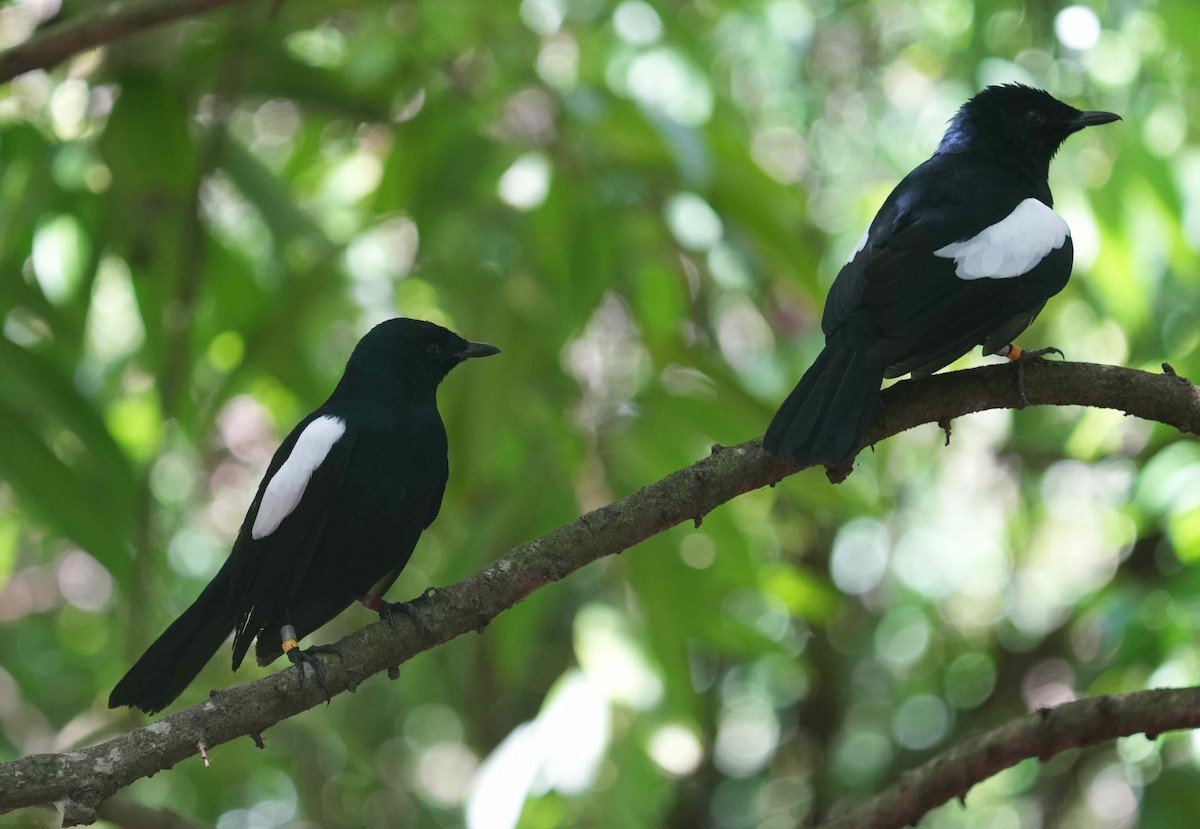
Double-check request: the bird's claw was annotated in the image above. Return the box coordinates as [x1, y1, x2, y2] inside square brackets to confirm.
[306, 643, 344, 662]
[286, 646, 336, 704]
[1004, 344, 1065, 407]
[379, 597, 435, 644]
[1016, 346, 1065, 363]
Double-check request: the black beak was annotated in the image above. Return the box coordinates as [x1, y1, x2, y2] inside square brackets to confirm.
[455, 341, 501, 359]
[1069, 110, 1121, 129]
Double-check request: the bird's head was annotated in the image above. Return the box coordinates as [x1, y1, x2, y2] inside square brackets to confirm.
[937, 84, 1119, 173]
[339, 318, 500, 399]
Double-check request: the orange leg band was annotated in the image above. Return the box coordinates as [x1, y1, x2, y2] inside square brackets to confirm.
[281, 624, 299, 653]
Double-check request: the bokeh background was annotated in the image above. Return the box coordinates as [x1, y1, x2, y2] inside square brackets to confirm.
[1, 0, 1198, 826]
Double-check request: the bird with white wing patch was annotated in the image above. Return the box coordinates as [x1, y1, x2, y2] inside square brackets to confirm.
[764, 84, 1120, 469]
[110, 318, 500, 714]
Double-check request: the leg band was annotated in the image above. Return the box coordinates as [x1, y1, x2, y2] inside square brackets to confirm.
[281, 624, 299, 653]
[1004, 344, 1023, 361]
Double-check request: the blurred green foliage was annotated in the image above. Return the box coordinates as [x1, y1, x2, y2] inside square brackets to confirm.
[1, 0, 1198, 827]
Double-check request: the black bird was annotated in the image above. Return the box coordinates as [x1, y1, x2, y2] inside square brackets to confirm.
[764, 85, 1119, 467]
[110, 319, 499, 713]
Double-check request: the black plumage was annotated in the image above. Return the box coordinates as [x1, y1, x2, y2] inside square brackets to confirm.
[764, 84, 1119, 467]
[110, 318, 499, 713]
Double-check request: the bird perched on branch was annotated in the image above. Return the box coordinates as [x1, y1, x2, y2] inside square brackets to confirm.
[110, 318, 499, 714]
[764, 84, 1119, 468]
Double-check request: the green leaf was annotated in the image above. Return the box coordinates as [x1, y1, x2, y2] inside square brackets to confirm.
[0, 410, 131, 577]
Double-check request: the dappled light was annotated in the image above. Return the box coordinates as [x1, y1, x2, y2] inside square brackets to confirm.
[0, 0, 1198, 826]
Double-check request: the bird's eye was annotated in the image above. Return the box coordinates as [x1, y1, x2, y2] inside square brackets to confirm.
[1024, 110, 1045, 125]
[425, 344, 441, 359]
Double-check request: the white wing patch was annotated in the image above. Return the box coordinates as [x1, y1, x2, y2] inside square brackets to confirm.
[934, 198, 1070, 280]
[252, 415, 346, 540]
[846, 225, 871, 264]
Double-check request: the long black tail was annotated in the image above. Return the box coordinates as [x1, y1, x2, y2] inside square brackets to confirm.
[109, 566, 235, 714]
[764, 316, 885, 467]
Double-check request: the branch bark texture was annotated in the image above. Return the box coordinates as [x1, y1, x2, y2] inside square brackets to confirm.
[0, 0, 251, 84]
[0, 361, 1197, 824]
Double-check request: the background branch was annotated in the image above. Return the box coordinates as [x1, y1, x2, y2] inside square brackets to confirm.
[0, 0, 252, 84]
[0, 360, 1197, 825]
[816, 686, 1200, 829]
[98, 797, 213, 829]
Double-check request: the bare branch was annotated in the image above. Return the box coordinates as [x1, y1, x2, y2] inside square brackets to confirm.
[0, 0, 252, 84]
[0, 361, 1197, 824]
[816, 687, 1200, 829]
[98, 797, 212, 829]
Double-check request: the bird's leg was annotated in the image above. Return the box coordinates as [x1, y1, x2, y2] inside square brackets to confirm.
[359, 566, 402, 613]
[281, 624, 335, 704]
[998, 344, 1065, 408]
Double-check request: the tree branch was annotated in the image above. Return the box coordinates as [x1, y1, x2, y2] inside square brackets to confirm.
[815, 686, 1200, 829]
[0, 0, 252, 84]
[98, 796, 212, 829]
[0, 361, 1197, 824]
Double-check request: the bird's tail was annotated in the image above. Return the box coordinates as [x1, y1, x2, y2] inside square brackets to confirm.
[764, 315, 885, 467]
[109, 566, 236, 714]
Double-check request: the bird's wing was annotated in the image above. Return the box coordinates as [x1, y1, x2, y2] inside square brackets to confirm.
[225, 412, 359, 669]
[249, 432, 449, 668]
[828, 195, 1073, 374]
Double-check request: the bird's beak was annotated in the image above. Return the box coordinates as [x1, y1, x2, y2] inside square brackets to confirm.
[455, 341, 501, 359]
[1069, 110, 1121, 129]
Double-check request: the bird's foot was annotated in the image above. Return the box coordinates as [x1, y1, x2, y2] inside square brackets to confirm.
[999, 344, 1065, 408]
[280, 624, 340, 705]
[378, 588, 437, 644]
[1009, 345, 1065, 362]
[305, 643, 344, 662]
[286, 646, 336, 704]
